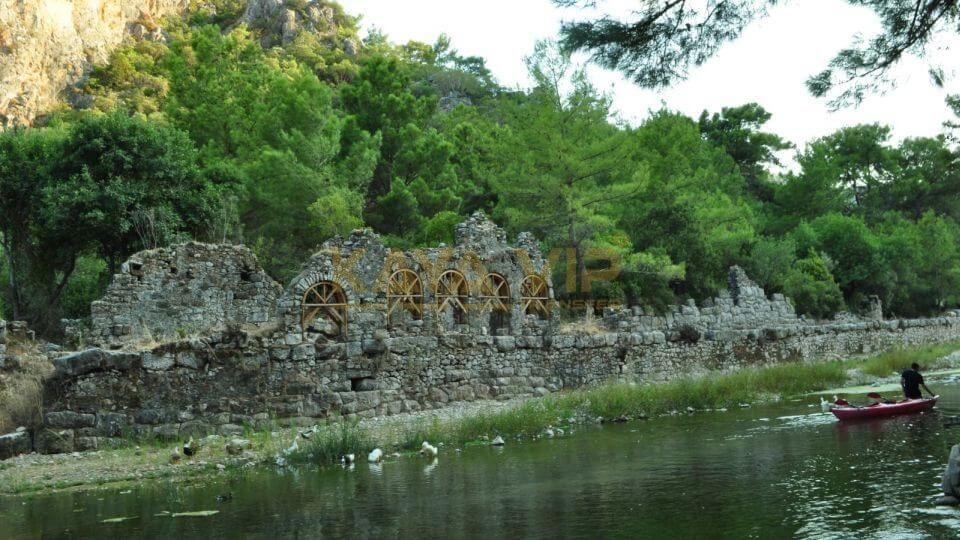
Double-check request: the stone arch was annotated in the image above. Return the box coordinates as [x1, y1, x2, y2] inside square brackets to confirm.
[521, 275, 550, 319]
[387, 269, 423, 323]
[436, 269, 469, 325]
[481, 273, 511, 333]
[301, 281, 348, 340]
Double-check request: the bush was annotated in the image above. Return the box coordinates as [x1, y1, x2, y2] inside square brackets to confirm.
[783, 252, 844, 319]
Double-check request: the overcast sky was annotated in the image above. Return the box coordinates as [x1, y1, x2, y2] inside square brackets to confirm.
[346, 0, 958, 153]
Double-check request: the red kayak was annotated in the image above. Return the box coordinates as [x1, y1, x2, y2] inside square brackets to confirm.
[831, 396, 939, 421]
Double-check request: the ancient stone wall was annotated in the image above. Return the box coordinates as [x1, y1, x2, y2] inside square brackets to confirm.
[89, 243, 281, 347]
[21, 212, 960, 454]
[34, 314, 960, 452]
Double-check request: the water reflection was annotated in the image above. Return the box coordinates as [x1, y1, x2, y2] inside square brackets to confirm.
[5, 386, 960, 538]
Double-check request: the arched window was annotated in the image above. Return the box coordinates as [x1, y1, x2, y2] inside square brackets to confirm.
[387, 269, 423, 322]
[521, 275, 550, 319]
[481, 273, 511, 333]
[301, 281, 348, 339]
[480, 273, 510, 312]
[436, 270, 469, 324]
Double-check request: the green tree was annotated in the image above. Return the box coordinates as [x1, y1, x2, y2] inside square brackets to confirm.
[48, 113, 220, 273]
[882, 136, 960, 220]
[0, 114, 220, 333]
[802, 213, 890, 307]
[698, 103, 792, 201]
[493, 41, 638, 297]
[340, 55, 436, 198]
[802, 124, 898, 212]
[618, 110, 756, 298]
[0, 127, 63, 323]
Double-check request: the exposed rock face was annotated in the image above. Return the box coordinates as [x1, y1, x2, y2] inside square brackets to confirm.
[242, 0, 357, 51]
[0, 0, 186, 128]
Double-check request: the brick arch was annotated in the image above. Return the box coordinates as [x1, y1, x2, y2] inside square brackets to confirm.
[387, 268, 423, 322]
[436, 269, 469, 324]
[301, 281, 349, 339]
[521, 275, 551, 319]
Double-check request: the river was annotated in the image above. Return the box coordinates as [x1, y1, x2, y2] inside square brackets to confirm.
[4, 382, 960, 538]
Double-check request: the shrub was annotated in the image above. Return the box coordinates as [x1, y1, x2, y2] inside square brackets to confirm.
[783, 252, 844, 319]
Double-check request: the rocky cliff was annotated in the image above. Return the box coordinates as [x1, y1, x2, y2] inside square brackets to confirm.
[0, 0, 186, 128]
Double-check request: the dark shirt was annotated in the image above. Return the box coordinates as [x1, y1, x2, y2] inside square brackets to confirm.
[901, 369, 924, 399]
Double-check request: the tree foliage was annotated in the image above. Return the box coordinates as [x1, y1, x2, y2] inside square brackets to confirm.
[555, 0, 960, 107]
[4, 0, 960, 334]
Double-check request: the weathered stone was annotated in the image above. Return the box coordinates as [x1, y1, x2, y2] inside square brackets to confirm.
[143, 353, 175, 371]
[0, 430, 31, 460]
[35, 429, 74, 454]
[53, 349, 106, 377]
[44, 411, 96, 429]
[225, 438, 252, 455]
[90, 243, 282, 347]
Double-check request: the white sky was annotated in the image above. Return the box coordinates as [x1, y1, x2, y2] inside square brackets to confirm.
[345, 0, 959, 152]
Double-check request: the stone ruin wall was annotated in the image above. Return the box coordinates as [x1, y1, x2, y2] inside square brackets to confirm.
[89, 242, 281, 347]
[13, 211, 960, 454]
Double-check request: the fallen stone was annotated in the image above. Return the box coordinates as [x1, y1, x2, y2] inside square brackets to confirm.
[225, 438, 252, 456]
[0, 430, 31, 460]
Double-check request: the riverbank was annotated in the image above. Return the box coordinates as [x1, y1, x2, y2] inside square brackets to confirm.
[3, 342, 959, 496]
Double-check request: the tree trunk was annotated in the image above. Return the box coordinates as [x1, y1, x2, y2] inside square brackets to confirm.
[568, 222, 581, 296]
[1, 233, 22, 321]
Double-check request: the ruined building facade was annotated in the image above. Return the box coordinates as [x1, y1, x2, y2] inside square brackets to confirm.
[23, 212, 960, 454]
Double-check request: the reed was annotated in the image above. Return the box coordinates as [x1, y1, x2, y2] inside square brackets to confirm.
[286, 342, 960, 467]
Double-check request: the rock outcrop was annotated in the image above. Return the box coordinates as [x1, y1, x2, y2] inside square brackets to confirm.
[0, 0, 186, 128]
[938, 444, 960, 506]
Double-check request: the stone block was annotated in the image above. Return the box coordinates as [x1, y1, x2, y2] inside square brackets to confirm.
[495, 336, 516, 352]
[53, 349, 106, 377]
[345, 341, 362, 358]
[362, 339, 386, 354]
[0, 429, 31, 460]
[35, 428, 74, 454]
[134, 409, 164, 425]
[96, 412, 131, 437]
[143, 353, 175, 371]
[176, 352, 202, 370]
[45, 411, 96, 429]
[103, 350, 142, 371]
[152, 424, 180, 441]
[291, 344, 315, 361]
[75, 436, 100, 451]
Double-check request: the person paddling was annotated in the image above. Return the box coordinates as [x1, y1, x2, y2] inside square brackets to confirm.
[901, 363, 934, 400]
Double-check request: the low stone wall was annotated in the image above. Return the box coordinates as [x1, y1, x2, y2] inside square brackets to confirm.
[33, 316, 960, 453]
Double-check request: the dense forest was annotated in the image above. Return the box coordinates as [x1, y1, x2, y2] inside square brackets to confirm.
[2, 0, 960, 336]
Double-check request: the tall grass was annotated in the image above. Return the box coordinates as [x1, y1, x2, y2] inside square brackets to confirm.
[0, 339, 54, 432]
[286, 342, 960, 467]
[287, 361, 853, 465]
[858, 342, 960, 378]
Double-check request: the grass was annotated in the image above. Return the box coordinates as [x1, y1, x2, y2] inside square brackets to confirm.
[858, 342, 960, 378]
[288, 342, 960, 466]
[0, 338, 54, 433]
[5, 340, 960, 495]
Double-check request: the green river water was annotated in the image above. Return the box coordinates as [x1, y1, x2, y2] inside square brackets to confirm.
[5, 381, 960, 539]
